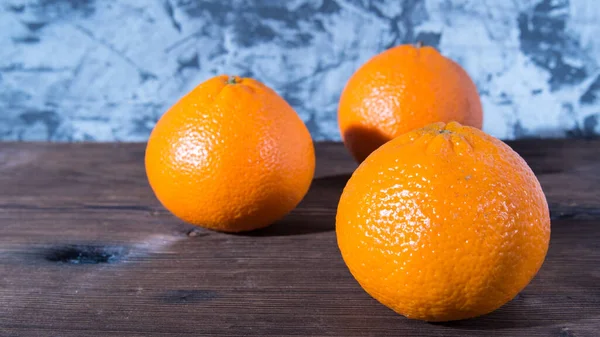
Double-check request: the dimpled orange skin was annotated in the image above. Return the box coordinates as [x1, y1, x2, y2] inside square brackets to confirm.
[336, 122, 550, 322]
[145, 75, 315, 232]
[338, 44, 483, 163]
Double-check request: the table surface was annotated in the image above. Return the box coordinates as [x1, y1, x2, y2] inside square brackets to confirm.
[1, 140, 599, 337]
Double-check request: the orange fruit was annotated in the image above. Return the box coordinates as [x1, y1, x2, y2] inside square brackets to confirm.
[145, 75, 315, 232]
[338, 43, 483, 163]
[336, 122, 550, 321]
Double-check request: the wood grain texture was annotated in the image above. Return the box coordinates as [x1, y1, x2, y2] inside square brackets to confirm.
[0, 140, 599, 337]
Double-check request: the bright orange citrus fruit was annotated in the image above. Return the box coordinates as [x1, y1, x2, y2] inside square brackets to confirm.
[336, 122, 550, 321]
[338, 44, 483, 163]
[146, 75, 315, 232]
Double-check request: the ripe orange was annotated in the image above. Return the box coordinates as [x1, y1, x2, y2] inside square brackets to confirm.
[336, 122, 550, 321]
[338, 43, 483, 163]
[145, 75, 315, 232]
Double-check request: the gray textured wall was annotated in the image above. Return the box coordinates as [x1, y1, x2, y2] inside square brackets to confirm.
[1, 0, 599, 141]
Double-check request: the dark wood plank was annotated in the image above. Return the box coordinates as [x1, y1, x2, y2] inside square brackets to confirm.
[0, 140, 599, 337]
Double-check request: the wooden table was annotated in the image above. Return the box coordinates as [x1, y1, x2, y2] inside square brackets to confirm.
[1, 141, 599, 336]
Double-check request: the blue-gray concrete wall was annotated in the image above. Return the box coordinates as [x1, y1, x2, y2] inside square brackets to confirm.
[1, 0, 599, 141]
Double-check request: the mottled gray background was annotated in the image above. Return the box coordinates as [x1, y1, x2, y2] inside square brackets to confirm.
[1, 0, 599, 141]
